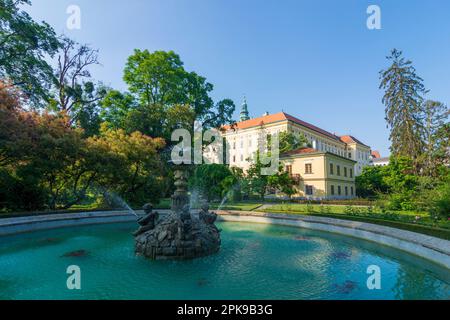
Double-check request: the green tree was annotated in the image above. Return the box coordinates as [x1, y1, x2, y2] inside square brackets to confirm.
[88, 125, 167, 206]
[70, 81, 104, 137]
[99, 89, 137, 130]
[245, 152, 270, 200]
[382, 156, 419, 210]
[432, 123, 450, 168]
[0, 85, 170, 212]
[429, 171, 450, 219]
[189, 164, 233, 201]
[220, 175, 241, 202]
[279, 131, 309, 154]
[244, 151, 295, 200]
[0, 108, 93, 210]
[383, 156, 418, 193]
[422, 100, 449, 176]
[220, 167, 244, 201]
[0, 0, 60, 106]
[355, 166, 389, 198]
[268, 170, 296, 199]
[50, 37, 106, 134]
[379, 49, 426, 165]
[116, 49, 235, 140]
[23, 112, 92, 209]
[124, 50, 190, 106]
[52, 38, 100, 112]
[123, 103, 196, 140]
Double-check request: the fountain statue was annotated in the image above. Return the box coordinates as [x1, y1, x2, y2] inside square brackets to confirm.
[134, 165, 221, 260]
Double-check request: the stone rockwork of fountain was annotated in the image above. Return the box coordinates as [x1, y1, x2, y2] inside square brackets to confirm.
[134, 166, 221, 260]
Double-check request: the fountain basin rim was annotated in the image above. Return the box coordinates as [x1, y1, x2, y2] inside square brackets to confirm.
[0, 209, 448, 269]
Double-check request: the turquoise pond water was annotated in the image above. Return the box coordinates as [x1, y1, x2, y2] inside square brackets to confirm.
[0, 221, 448, 300]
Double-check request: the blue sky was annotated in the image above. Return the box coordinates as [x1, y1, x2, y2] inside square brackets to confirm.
[27, 0, 450, 156]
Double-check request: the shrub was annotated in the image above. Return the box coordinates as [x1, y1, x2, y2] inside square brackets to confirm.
[319, 205, 330, 214]
[0, 168, 48, 212]
[429, 179, 450, 220]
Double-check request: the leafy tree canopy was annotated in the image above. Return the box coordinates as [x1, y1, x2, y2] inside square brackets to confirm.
[422, 100, 449, 176]
[279, 131, 310, 154]
[102, 50, 235, 141]
[0, 0, 60, 106]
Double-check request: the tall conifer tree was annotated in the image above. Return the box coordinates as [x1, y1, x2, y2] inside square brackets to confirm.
[379, 49, 426, 164]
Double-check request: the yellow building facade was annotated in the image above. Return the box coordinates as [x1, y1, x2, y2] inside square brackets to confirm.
[281, 148, 357, 199]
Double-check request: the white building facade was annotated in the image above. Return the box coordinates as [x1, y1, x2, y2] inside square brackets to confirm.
[205, 110, 372, 176]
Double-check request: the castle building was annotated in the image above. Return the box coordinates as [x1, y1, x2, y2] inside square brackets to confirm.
[204, 99, 372, 199]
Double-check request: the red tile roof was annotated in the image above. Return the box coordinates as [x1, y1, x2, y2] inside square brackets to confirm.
[371, 150, 381, 158]
[281, 147, 318, 156]
[222, 112, 286, 131]
[223, 112, 342, 142]
[223, 112, 369, 147]
[339, 135, 369, 147]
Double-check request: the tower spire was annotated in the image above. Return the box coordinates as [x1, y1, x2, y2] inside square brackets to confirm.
[239, 96, 250, 121]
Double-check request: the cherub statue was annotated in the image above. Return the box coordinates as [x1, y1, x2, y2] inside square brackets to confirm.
[133, 203, 159, 236]
[180, 203, 191, 221]
[199, 203, 217, 225]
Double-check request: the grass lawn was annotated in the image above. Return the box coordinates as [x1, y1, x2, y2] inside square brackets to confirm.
[262, 203, 430, 216]
[209, 202, 263, 211]
[193, 201, 449, 240]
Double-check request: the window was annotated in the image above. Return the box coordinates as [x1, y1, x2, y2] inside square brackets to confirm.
[337, 165, 341, 176]
[348, 152, 352, 158]
[345, 186, 348, 196]
[240, 139, 243, 148]
[329, 163, 334, 175]
[350, 168, 353, 178]
[351, 186, 354, 196]
[233, 142, 236, 150]
[331, 185, 335, 195]
[285, 165, 292, 175]
[305, 185, 313, 196]
[240, 154, 243, 161]
[305, 163, 312, 174]
[338, 186, 341, 195]
[232, 155, 236, 163]
[344, 167, 347, 177]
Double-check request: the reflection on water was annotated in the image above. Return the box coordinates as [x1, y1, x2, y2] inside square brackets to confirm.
[0, 221, 448, 300]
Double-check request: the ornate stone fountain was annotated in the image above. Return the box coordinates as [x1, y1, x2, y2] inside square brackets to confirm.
[134, 166, 221, 260]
